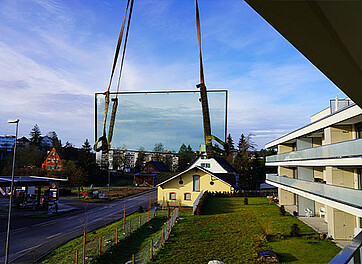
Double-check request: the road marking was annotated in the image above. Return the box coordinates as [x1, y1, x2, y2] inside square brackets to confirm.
[47, 232, 61, 239]
[12, 227, 28, 233]
[66, 215, 78, 220]
[34, 220, 57, 227]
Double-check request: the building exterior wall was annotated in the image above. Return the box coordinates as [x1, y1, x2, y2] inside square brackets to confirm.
[157, 169, 233, 207]
[42, 148, 63, 171]
[266, 99, 362, 240]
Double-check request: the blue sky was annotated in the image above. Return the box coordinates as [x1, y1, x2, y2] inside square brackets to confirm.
[0, 0, 346, 149]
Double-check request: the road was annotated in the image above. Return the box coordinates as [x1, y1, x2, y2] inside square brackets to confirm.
[0, 189, 157, 263]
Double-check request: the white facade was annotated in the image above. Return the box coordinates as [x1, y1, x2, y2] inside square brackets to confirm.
[266, 98, 362, 240]
[0, 136, 15, 151]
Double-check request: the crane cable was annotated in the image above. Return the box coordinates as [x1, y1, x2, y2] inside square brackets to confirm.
[195, 0, 214, 158]
[94, 0, 134, 153]
[108, 0, 135, 145]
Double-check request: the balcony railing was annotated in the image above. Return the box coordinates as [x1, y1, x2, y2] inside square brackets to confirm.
[266, 138, 362, 163]
[266, 174, 362, 209]
[330, 230, 362, 264]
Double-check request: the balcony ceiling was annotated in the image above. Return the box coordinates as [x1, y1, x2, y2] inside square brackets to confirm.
[245, 0, 362, 108]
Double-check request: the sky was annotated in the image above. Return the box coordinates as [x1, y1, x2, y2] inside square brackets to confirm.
[0, 0, 347, 150]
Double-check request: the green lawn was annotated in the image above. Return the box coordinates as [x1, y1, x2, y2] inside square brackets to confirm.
[94, 215, 168, 263]
[152, 197, 341, 264]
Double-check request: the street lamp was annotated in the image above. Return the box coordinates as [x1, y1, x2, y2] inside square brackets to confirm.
[5, 118, 19, 264]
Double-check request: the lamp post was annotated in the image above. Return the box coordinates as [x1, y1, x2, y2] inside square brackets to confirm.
[5, 118, 19, 264]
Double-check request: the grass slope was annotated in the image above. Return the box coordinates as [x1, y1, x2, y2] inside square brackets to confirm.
[152, 197, 340, 264]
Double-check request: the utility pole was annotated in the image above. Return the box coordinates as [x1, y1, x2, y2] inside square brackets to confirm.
[5, 119, 19, 264]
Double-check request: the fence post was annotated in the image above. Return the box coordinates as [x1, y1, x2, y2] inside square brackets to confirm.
[139, 215, 141, 227]
[148, 210, 150, 222]
[99, 236, 102, 256]
[129, 221, 131, 236]
[155, 207, 157, 217]
[123, 204, 126, 231]
[150, 238, 153, 259]
[161, 227, 164, 243]
[75, 250, 78, 264]
[116, 227, 118, 244]
[132, 254, 135, 264]
[149, 197, 152, 210]
[82, 231, 86, 264]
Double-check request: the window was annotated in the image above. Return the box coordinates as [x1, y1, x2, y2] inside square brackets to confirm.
[184, 193, 191, 200]
[193, 175, 200, 192]
[201, 163, 210, 168]
[169, 192, 176, 200]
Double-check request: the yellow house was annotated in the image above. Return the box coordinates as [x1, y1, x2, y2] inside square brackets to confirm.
[157, 157, 238, 207]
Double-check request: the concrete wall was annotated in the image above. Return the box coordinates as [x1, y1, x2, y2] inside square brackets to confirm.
[157, 168, 233, 207]
[324, 125, 353, 145]
[278, 188, 295, 205]
[278, 166, 296, 178]
[332, 168, 354, 188]
[278, 143, 295, 154]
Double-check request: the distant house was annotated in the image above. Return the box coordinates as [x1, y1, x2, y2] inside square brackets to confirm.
[40, 136, 53, 149]
[42, 148, 63, 172]
[134, 161, 172, 186]
[157, 156, 239, 207]
[17, 137, 30, 148]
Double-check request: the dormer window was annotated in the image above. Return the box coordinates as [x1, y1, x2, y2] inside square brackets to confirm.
[201, 163, 210, 168]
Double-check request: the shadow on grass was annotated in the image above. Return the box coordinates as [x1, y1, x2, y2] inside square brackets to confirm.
[278, 253, 298, 262]
[94, 216, 167, 264]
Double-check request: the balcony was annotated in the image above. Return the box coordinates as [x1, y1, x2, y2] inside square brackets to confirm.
[266, 174, 362, 217]
[266, 138, 362, 163]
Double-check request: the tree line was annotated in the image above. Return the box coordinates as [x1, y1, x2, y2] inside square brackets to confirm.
[0, 124, 101, 190]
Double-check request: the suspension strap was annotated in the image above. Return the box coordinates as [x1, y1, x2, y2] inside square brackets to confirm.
[195, 0, 214, 158]
[108, 0, 135, 146]
[94, 0, 132, 152]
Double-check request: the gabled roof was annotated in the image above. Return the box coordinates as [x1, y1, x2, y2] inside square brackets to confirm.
[214, 157, 238, 173]
[145, 161, 170, 172]
[156, 166, 236, 188]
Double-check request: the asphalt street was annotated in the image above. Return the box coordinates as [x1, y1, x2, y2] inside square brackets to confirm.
[0, 189, 157, 263]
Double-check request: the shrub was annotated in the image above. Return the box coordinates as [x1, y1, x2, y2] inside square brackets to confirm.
[290, 224, 300, 237]
[244, 197, 248, 205]
[195, 191, 209, 215]
[279, 205, 286, 216]
[138, 205, 144, 213]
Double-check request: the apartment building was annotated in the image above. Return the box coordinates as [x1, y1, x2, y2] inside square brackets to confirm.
[0, 136, 15, 152]
[265, 98, 362, 240]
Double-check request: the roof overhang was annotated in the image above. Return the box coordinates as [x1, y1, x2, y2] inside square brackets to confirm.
[156, 166, 233, 188]
[245, 0, 362, 108]
[265, 104, 362, 148]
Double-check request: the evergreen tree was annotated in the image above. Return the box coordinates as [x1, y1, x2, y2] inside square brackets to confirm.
[234, 133, 256, 189]
[153, 143, 164, 162]
[47, 131, 62, 151]
[29, 124, 41, 146]
[225, 134, 235, 156]
[135, 147, 146, 172]
[177, 143, 195, 171]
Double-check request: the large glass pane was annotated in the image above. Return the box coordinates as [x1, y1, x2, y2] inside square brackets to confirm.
[95, 90, 227, 152]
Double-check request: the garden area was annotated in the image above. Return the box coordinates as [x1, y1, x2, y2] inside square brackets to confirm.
[152, 197, 341, 263]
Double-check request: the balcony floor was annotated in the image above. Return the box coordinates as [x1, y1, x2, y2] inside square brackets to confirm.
[283, 205, 349, 249]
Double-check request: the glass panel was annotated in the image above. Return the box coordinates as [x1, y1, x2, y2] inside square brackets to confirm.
[266, 174, 362, 208]
[267, 138, 362, 163]
[95, 90, 227, 152]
